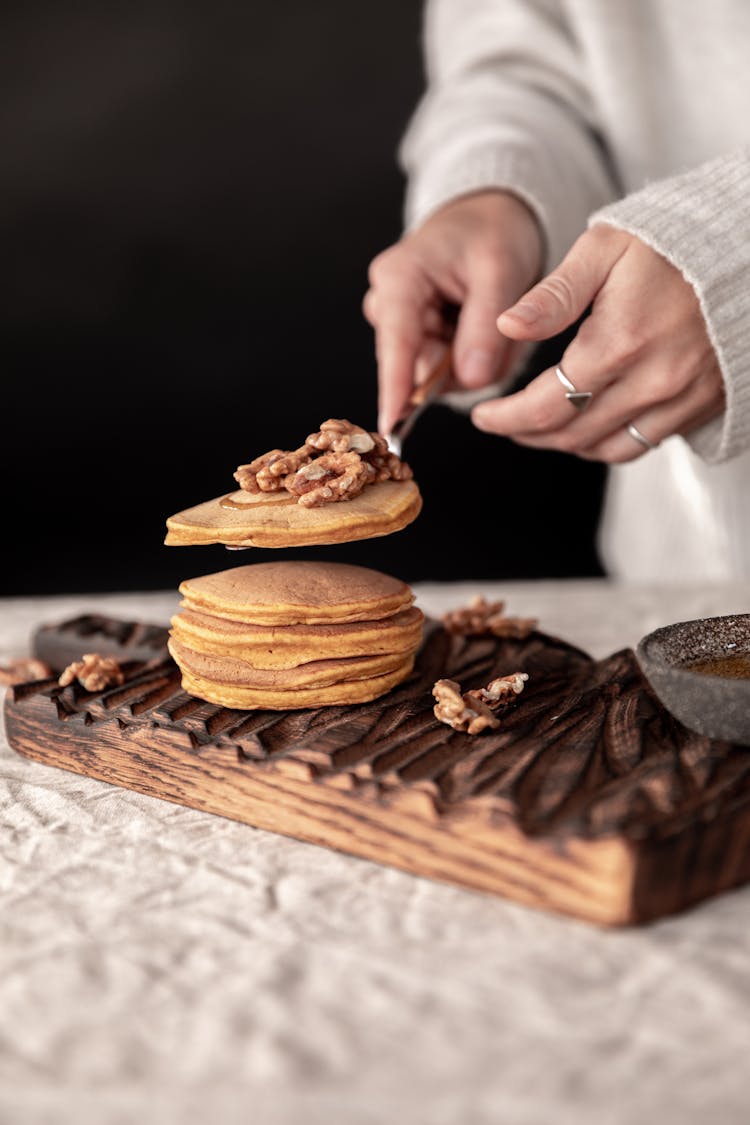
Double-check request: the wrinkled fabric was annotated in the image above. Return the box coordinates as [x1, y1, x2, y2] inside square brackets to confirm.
[2, 585, 750, 1125]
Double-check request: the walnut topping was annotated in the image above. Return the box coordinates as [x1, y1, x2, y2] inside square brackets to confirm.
[366, 451, 414, 483]
[306, 419, 383, 456]
[234, 419, 412, 506]
[0, 658, 53, 686]
[432, 672, 529, 735]
[286, 451, 375, 508]
[441, 596, 537, 640]
[58, 653, 125, 693]
[234, 446, 312, 493]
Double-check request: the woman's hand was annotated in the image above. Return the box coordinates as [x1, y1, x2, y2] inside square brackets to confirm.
[364, 190, 543, 434]
[473, 225, 724, 461]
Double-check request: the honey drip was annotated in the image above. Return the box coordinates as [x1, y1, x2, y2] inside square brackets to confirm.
[219, 492, 297, 510]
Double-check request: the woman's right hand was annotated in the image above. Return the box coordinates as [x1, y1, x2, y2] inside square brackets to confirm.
[363, 189, 544, 434]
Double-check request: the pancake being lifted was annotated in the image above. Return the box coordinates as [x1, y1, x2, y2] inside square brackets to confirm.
[165, 418, 422, 548]
[168, 561, 424, 710]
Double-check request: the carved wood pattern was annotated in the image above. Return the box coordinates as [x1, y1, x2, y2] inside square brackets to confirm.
[5, 615, 750, 925]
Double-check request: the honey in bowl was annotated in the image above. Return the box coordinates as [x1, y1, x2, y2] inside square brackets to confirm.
[682, 652, 750, 679]
[636, 613, 750, 744]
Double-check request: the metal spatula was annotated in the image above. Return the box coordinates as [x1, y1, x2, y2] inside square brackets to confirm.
[383, 349, 452, 457]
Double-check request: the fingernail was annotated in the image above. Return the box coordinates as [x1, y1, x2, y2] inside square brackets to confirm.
[503, 300, 538, 325]
[462, 348, 494, 388]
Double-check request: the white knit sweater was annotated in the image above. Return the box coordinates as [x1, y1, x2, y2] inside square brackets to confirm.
[400, 0, 750, 581]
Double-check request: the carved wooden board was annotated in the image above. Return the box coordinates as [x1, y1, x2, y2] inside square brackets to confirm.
[6, 615, 750, 926]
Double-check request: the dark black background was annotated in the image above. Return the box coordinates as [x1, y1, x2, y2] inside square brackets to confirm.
[2, 0, 604, 595]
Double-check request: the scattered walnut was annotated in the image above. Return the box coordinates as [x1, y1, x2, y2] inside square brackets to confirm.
[58, 653, 125, 693]
[233, 419, 412, 505]
[432, 678, 501, 735]
[486, 617, 538, 639]
[432, 671, 529, 735]
[441, 596, 537, 640]
[0, 658, 53, 686]
[467, 673, 529, 707]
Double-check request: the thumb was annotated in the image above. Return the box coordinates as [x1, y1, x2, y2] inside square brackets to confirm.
[497, 230, 619, 342]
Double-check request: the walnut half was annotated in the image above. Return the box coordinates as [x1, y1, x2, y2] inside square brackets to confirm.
[432, 672, 529, 735]
[305, 419, 383, 455]
[58, 653, 125, 693]
[285, 451, 375, 507]
[441, 596, 537, 640]
[0, 658, 53, 686]
[234, 446, 312, 493]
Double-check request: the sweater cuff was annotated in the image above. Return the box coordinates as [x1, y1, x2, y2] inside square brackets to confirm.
[588, 151, 750, 464]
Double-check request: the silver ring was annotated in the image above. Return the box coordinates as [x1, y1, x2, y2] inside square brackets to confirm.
[627, 423, 658, 451]
[555, 365, 592, 412]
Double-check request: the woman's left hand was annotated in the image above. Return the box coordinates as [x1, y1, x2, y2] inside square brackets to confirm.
[472, 225, 724, 461]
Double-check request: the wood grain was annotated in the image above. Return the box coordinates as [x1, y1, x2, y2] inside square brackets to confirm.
[6, 615, 750, 926]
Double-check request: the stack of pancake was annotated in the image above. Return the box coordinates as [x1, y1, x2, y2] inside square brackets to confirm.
[168, 562, 424, 710]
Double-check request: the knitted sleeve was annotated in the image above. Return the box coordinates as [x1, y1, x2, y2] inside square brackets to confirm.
[399, 0, 618, 271]
[590, 147, 750, 464]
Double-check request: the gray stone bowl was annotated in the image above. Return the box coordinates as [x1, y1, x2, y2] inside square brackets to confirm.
[636, 613, 750, 745]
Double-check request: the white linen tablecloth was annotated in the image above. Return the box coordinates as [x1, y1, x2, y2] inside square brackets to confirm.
[2, 581, 750, 1125]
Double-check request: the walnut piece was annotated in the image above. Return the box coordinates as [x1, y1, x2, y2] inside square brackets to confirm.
[286, 451, 375, 508]
[234, 419, 412, 506]
[366, 450, 414, 483]
[0, 658, 53, 686]
[467, 673, 529, 707]
[432, 671, 529, 735]
[432, 678, 500, 735]
[58, 653, 125, 693]
[306, 419, 383, 456]
[441, 595, 537, 640]
[234, 446, 312, 493]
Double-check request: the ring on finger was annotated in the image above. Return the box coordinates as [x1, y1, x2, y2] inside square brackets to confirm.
[626, 422, 659, 451]
[555, 365, 593, 412]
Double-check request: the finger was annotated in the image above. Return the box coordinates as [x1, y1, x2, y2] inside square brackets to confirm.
[499, 344, 723, 454]
[514, 375, 723, 462]
[497, 229, 629, 342]
[530, 356, 710, 453]
[413, 338, 451, 388]
[452, 257, 516, 389]
[470, 328, 616, 437]
[362, 287, 376, 325]
[364, 288, 448, 341]
[368, 273, 431, 435]
[577, 379, 725, 463]
[483, 356, 695, 451]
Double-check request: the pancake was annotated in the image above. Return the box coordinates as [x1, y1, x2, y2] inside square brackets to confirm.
[169, 561, 422, 711]
[177, 561, 414, 625]
[165, 479, 422, 549]
[168, 637, 410, 689]
[170, 606, 424, 669]
[178, 658, 415, 710]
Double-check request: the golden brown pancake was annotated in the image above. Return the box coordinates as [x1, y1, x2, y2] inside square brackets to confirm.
[169, 561, 423, 710]
[168, 637, 410, 689]
[177, 561, 414, 625]
[165, 479, 422, 549]
[178, 658, 415, 710]
[170, 606, 424, 669]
